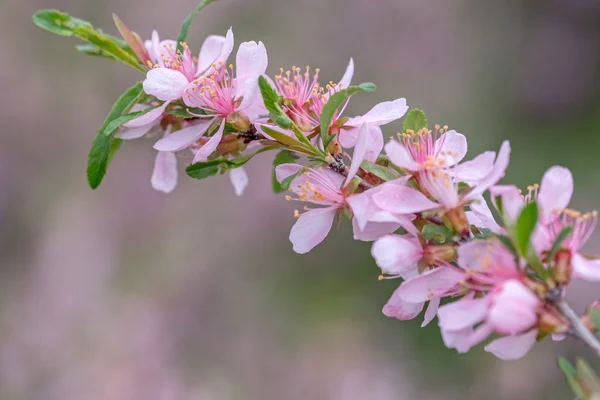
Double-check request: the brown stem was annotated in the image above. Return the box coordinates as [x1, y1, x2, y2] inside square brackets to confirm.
[328, 159, 374, 191]
[556, 300, 600, 357]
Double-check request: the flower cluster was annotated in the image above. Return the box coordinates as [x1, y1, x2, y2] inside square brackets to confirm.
[33, 5, 600, 369]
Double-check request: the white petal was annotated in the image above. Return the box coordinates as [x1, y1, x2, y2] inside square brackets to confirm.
[151, 151, 178, 193]
[338, 58, 354, 88]
[229, 167, 249, 196]
[143, 68, 189, 101]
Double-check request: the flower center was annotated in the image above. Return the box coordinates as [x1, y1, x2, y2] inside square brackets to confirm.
[186, 62, 237, 118]
[549, 208, 598, 250]
[398, 125, 452, 168]
[155, 42, 196, 81]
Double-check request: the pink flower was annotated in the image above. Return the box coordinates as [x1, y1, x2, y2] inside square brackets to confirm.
[374, 141, 511, 216]
[275, 163, 347, 254]
[437, 279, 540, 360]
[153, 40, 268, 163]
[142, 29, 233, 103]
[384, 126, 467, 173]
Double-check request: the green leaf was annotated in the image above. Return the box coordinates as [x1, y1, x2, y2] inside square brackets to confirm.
[32, 10, 145, 73]
[577, 359, 600, 395]
[185, 159, 224, 179]
[494, 233, 518, 256]
[75, 43, 118, 60]
[32, 9, 92, 36]
[272, 150, 299, 193]
[547, 225, 573, 265]
[167, 107, 205, 119]
[421, 224, 452, 243]
[361, 160, 400, 182]
[87, 82, 144, 189]
[558, 358, 587, 399]
[103, 105, 161, 134]
[176, 0, 217, 53]
[113, 14, 150, 65]
[258, 76, 293, 129]
[514, 201, 539, 257]
[402, 109, 428, 133]
[73, 26, 145, 73]
[319, 82, 376, 145]
[591, 309, 600, 331]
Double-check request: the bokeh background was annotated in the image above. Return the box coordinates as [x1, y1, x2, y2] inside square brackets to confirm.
[2, 0, 600, 398]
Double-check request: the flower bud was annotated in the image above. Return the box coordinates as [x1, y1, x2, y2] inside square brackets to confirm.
[523, 277, 549, 298]
[422, 243, 457, 266]
[537, 306, 568, 334]
[217, 134, 245, 156]
[292, 113, 313, 132]
[326, 127, 342, 156]
[552, 249, 572, 286]
[226, 112, 251, 132]
[445, 207, 470, 237]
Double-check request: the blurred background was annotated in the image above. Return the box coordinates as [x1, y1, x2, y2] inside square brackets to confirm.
[2, 0, 600, 398]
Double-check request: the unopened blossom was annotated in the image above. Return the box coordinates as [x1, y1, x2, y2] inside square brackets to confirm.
[372, 234, 461, 326]
[436, 239, 542, 360]
[154, 40, 268, 163]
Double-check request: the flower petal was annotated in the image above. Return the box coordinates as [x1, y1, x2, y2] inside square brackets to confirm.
[398, 267, 464, 303]
[385, 140, 419, 171]
[373, 183, 439, 214]
[437, 297, 490, 331]
[344, 123, 368, 187]
[572, 253, 600, 282]
[290, 206, 338, 254]
[193, 120, 225, 163]
[143, 69, 190, 101]
[467, 195, 502, 233]
[371, 234, 422, 274]
[197, 35, 226, 76]
[122, 101, 169, 129]
[383, 286, 424, 321]
[538, 166, 573, 223]
[235, 41, 268, 80]
[435, 130, 467, 166]
[275, 163, 303, 183]
[151, 151, 178, 193]
[153, 119, 214, 152]
[205, 27, 234, 75]
[422, 296, 441, 327]
[346, 98, 408, 127]
[115, 124, 154, 140]
[452, 151, 496, 184]
[484, 330, 538, 360]
[229, 167, 249, 196]
[338, 58, 354, 89]
[464, 140, 511, 201]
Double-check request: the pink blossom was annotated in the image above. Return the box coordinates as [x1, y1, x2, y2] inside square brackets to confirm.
[153, 40, 268, 163]
[276, 164, 347, 254]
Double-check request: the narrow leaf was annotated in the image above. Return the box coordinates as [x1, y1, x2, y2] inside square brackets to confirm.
[87, 82, 144, 189]
[185, 159, 224, 179]
[272, 150, 299, 193]
[32, 9, 92, 36]
[514, 201, 539, 257]
[113, 14, 151, 65]
[319, 82, 376, 145]
[576, 359, 600, 395]
[176, 0, 217, 53]
[558, 358, 587, 399]
[361, 160, 400, 182]
[402, 109, 428, 133]
[258, 76, 293, 129]
[103, 105, 161, 134]
[548, 226, 573, 263]
[75, 44, 118, 60]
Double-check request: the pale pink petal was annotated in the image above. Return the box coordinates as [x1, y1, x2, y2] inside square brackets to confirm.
[116, 124, 154, 140]
[149, 30, 162, 65]
[484, 330, 538, 360]
[371, 234, 422, 274]
[373, 183, 439, 214]
[344, 123, 368, 187]
[385, 140, 419, 171]
[193, 120, 225, 163]
[235, 41, 268, 80]
[237, 76, 262, 114]
[352, 217, 404, 241]
[151, 151, 178, 193]
[346, 98, 408, 127]
[538, 166, 573, 223]
[143, 68, 190, 101]
[456, 322, 493, 353]
[437, 297, 490, 331]
[452, 151, 496, 183]
[205, 27, 234, 75]
[197, 35, 226, 76]
[338, 126, 359, 149]
[468, 195, 502, 233]
[572, 253, 600, 282]
[398, 267, 464, 303]
[435, 130, 467, 166]
[487, 280, 540, 335]
[422, 296, 440, 327]
[338, 58, 354, 89]
[153, 119, 214, 151]
[290, 206, 338, 254]
[383, 285, 424, 320]
[441, 326, 473, 349]
[122, 101, 169, 129]
[275, 163, 303, 183]
[489, 185, 524, 221]
[464, 140, 511, 201]
[364, 125, 384, 163]
[229, 167, 249, 196]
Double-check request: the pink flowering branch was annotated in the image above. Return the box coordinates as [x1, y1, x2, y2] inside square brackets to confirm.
[32, 3, 600, 397]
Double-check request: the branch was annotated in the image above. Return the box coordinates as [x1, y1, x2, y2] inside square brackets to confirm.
[328, 159, 374, 191]
[557, 300, 600, 357]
